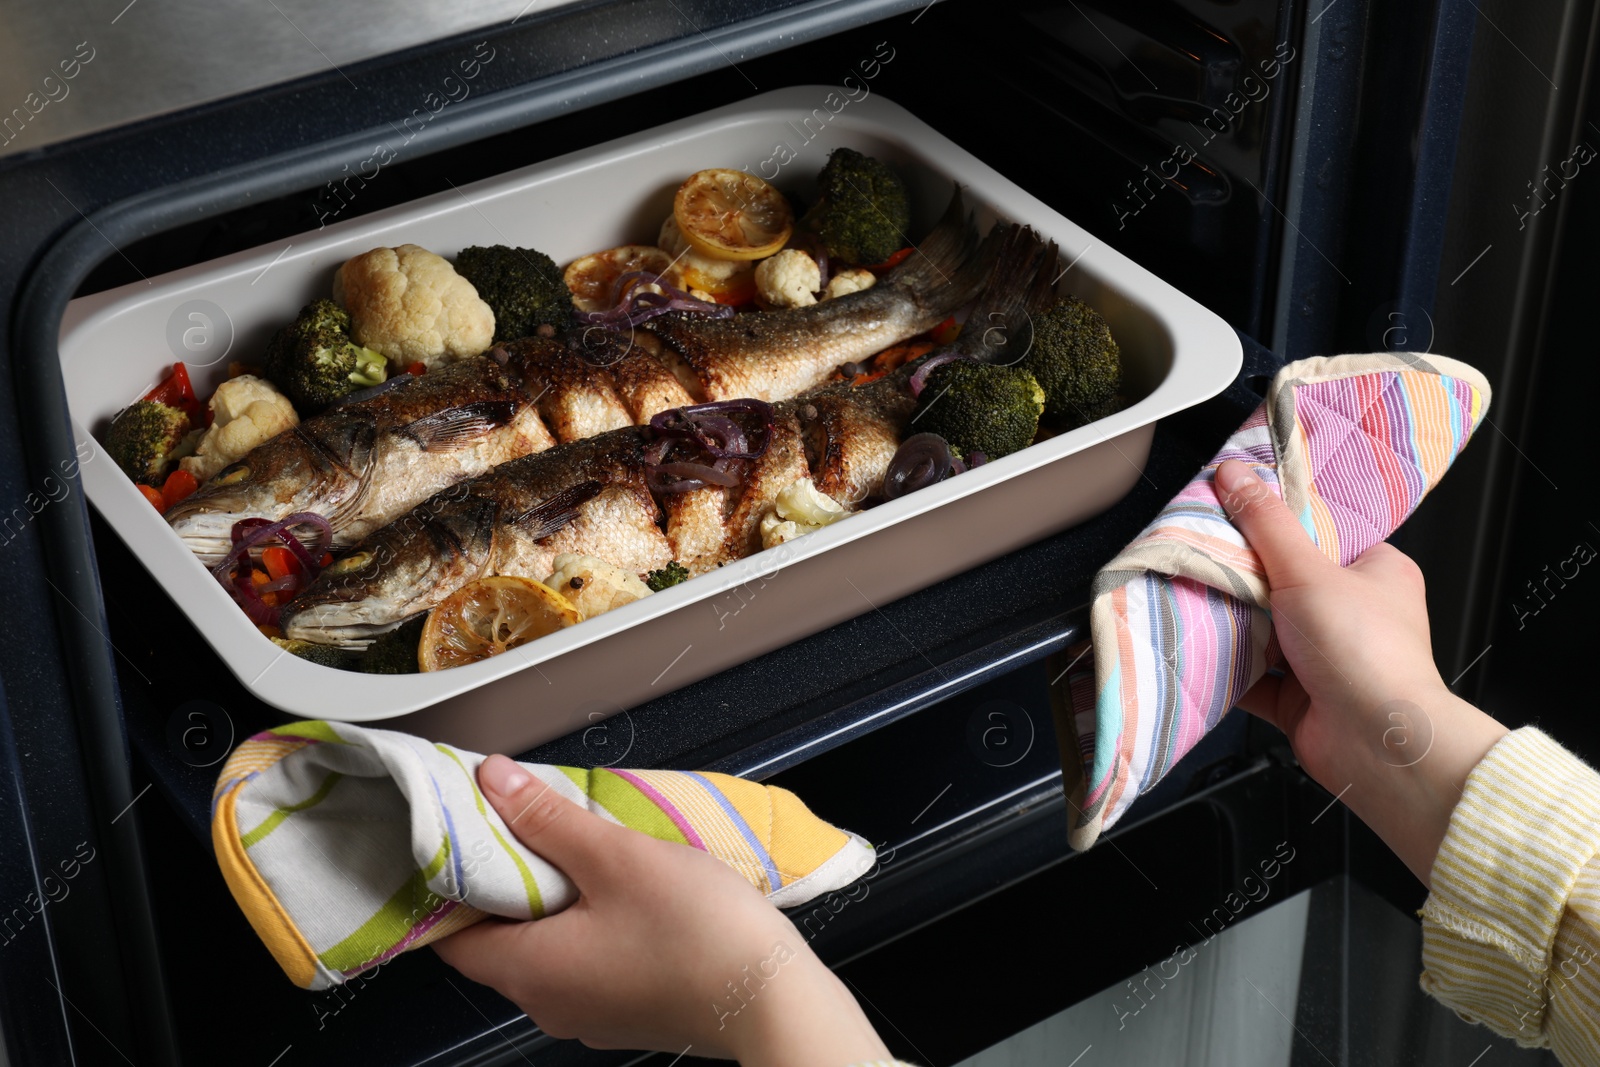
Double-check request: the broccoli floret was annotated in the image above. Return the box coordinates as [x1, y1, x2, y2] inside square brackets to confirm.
[104, 400, 193, 486]
[359, 616, 426, 674]
[644, 561, 690, 591]
[263, 299, 388, 414]
[800, 149, 911, 267]
[271, 637, 358, 670]
[914, 360, 1045, 461]
[1022, 297, 1122, 428]
[454, 245, 574, 343]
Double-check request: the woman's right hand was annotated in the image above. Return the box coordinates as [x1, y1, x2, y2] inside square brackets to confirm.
[1214, 458, 1507, 886]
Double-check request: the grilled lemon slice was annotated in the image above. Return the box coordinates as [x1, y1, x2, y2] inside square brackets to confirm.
[419, 575, 580, 672]
[673, 168, 794, 262]
[563, 245, 680, 313]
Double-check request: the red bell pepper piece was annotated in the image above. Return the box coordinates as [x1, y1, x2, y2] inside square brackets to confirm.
[144, 362, 204, 424]
[160, 469, 199, 509]
[261, 545, 297, 582]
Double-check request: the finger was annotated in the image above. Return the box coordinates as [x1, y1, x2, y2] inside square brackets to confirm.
[1214, 459, 1330, 589]
[477, 754, 625, 886]
[430, 916, 562, 999]
[431, 917, 519, 983]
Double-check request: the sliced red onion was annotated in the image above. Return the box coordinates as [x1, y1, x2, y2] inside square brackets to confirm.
[230, 517, 272, 543]
[578, 270, 735, 329]
[650, 460, 742, 489]
[883, 433, 959, 501]
[687, 415, 747, 457]
[213, 512, 334, 625]
[909, 351, 969, 398]
[213, 512, 333, 582]
[645, 399, 774, 494]
[649, 399, 773, 460]
[225, 577, 280, 627]
[967, 452, 988, 468]
[258, 574, 301, 596]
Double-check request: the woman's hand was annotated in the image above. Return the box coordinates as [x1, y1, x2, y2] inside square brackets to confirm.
[431, 755, 890, 1067]
[1215, 459, 1507, 886]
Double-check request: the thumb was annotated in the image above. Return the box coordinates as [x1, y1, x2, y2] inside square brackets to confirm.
[1214, 459, 1330, 590]
[477, 754, 620, 886]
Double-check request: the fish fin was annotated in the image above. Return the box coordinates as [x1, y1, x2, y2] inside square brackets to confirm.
[402, 400, 521, 452]
[882, 184, 979, 299]
[958, 225, 1059, 366]
[509, 479, 605, 541]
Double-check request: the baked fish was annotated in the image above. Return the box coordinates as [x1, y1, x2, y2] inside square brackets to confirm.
[279, 220, 1056, 647]
[168, 190, 989, 564]
[278, 374, 917, 647]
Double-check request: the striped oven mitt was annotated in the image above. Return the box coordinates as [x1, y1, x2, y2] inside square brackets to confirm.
[213, 721, 875, 990]
[1058, 352, 1492, 850]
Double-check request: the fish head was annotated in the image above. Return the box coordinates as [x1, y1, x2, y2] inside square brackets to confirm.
[278, 491, 499, 647]
[165, 421, 374, 565]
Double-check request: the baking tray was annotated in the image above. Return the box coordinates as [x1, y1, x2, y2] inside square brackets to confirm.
[59, 87, 1239, 754]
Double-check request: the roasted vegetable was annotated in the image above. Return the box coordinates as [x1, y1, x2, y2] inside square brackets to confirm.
[800, 148, 911, 266]
[180, 374, 299, 481]
[105, 400, 193, 486]
[913, 360, 1045, 461]
[358, 616, 426, 674]
[543, 553, 651, 619]
[644, 561, 690, 591]
[144, 362, 203, 424]
[262, 299, 388, 414]
[454, 244, 575, 343]
[334, 244, 494, 368]
[1021, 296, 1122, 427]
[271, 637, 358, 670]
[160, 469, 200, 510]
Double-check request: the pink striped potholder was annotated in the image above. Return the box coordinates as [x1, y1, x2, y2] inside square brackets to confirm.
[1060, 352, 1492, 849]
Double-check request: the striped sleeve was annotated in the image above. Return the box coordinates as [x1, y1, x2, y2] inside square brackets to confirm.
[1419, 727, 1600, 1063]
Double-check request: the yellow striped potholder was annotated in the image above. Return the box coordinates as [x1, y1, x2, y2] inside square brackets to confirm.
[213, 720, 874, 990]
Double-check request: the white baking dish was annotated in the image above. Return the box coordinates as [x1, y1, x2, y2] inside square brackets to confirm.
[59, 87, 1240, 754]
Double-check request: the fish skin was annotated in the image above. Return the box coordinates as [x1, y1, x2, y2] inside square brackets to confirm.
[280, 430, 669, 645]
[510, 332, 635, 442]
[277, 374, 918, 647]
[642, 285, 946, 402]
[641, 190, 987, 402]
[165, 353, 557, 564]
[796, 387, 913, 507]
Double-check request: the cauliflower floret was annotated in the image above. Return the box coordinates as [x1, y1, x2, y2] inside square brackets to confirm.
[659, 215, 755, 295]
[759, 478, 849, 549]
[179, 375, 299, 481]
[825, 268, 877, 300]
[333, 243, 495, 369]
[543, 553, 653, 620]
[754, 249, 821, 309]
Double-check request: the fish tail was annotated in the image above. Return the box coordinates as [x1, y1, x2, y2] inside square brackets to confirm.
[883, 185, 982, 312]
[961, 224, 1060, 365]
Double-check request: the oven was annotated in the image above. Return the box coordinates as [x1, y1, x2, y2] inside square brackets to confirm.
[0, 0, 1590, 1063]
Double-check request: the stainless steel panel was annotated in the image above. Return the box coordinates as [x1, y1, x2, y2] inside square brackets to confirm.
[0, 0, 567, 158]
